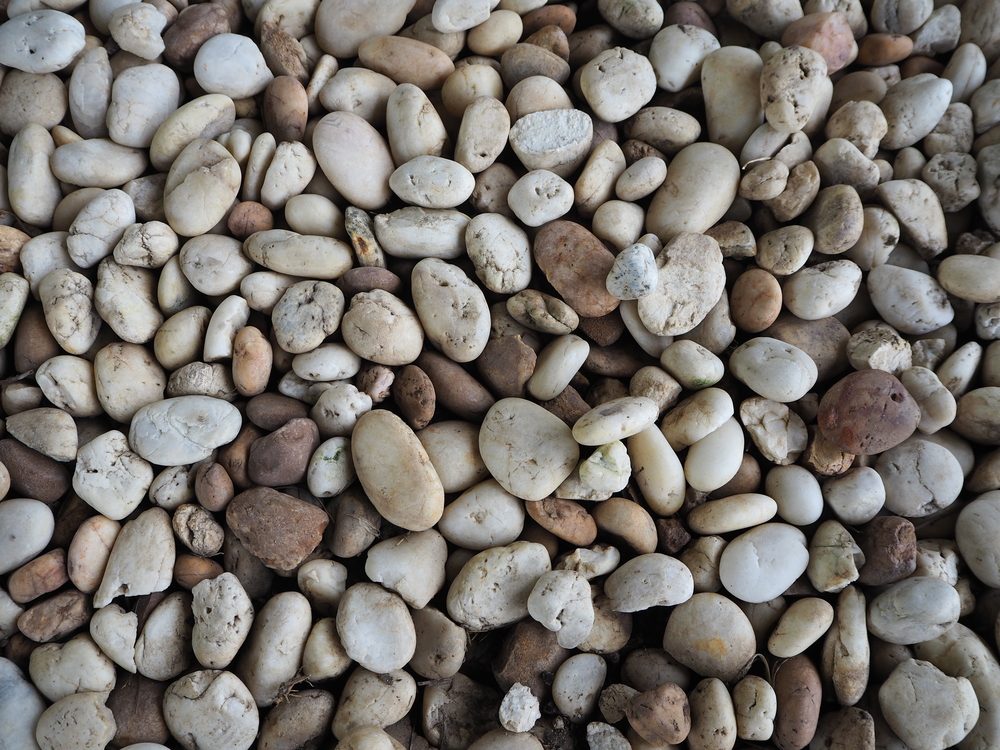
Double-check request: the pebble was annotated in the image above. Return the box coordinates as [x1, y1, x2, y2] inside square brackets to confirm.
[365, 530, 447, 609]
[313, 112, 395, 211]
[876, 439, 963, 517]
[579, 47, 656, 123]
[663, 593, 757, 681]
[0, 10, 86, 74]
[0, 498, 54, 576]
[605, 553, 693, 612]
[34, 692, 116, 750]
[93, 508, 175, 608]
[479, 398, 579, 501]
[226, 487, 329, 571]
[879, 659, 979, 750]
[163, 670, 258, 750]
[447, 542, 551, 632]
[868, 576, 961, 645]
[352, 409, 444, 530]
[129, 396, 242, 466]
[955, 491, 1000, 587]
[646, 143, 740, 240]
[729, 337, 818, 403]
[637, 232, 726, 337]
[72, 430, 152, 520]
[605, 243, 657, 300]
[719, 523, 809, 603]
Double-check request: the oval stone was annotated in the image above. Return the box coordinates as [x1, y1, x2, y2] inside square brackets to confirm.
[129, 396, 242, 466]
[533, 221, 619, 318]
[351, 409, 444, 531]
[818, 370, 920, 454]
[479, 398, 580, 502]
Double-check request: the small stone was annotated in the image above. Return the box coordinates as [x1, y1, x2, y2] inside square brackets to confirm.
[606, 243, 658, 300]
[226, 487, 329, 571]
[499, 683, 541, 733]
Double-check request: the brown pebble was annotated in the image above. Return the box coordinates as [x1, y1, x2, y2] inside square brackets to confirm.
[524, 25, 570, 60]
[593, 497, 657, 554]
[710, 453, 762, 497]
[13, 304, 61, 373]
[500, 43, 571, 88]
[107, 672, 171, 748]
[194, 462, 235, 512]
[858, 515, 916, 586]
[173, 554, 224, 589]
[812, 706, 876, 750]
[259, 22, 309, 82]
[817, 370, 919, 455]
[663, 1, 717, 34]
[247, 417, 320, 487]
[7, 549, 67, 604]
[522, 4, 576, 36]
[627, 683, 691, 745]
[246, 392, 310, 431]
[493, 619, 570, 699]
[0, 225, 29, 273]
[416, 350, 495, 420]
[0, 439, 71, 504]
[163, 2, 231, 68]
[525, 497, 597, 546]
[227, 201, 274, 240]
[585, 345, 647, 378]
[16, 590, 92, 643]
[656, 518, 692, 555]
[766, 315, 850, 382]
[393, 364, 436, 430]
[773, 655, 822, 750]
[706, 221, 757, 259]
[3, 633, 36, 671]
[781, 12, 857, 73]
[540, 385, 591, 426]
[731, 268, 783, 333]
[327, 487, 382, 559]
[226, 487, 329, 571]
[336, 266, 402, 298]
[534, 221, 619, 319]
[900, 56, 943, 77]
[857, 33, 913, 66]
[476, 336, 537, 398]
[217, 424, 263, 491]
[262, 75, 308, 142]
[578, 311, 626, 347]
[802, 429, 856, 477]
[51, 494, 95, 550]
[622, 139, 667, 164]
[232, 325, 272, 396]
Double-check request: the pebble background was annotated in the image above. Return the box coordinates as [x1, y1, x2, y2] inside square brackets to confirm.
[0, 0, 999, 749]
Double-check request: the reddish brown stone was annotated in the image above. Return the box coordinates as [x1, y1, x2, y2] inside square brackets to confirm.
[818, 370, 920, 455]
[247, 417, 319, 487]
[493, 620, 570, 699]
[859, 516, 917, 586]
[246, 392, 309, 431]
[393, 364, 436, 430]
[227, 201, 273, 240]
[540, 385, 591, 426]
[173, 554, 224, 589]
[584, 345, 647, 378]
[522, 4, 576, 36]
[0, 439, 70, 504]
[17, 590, 91, 643]
[163, 2, 231, 68]
[416, 350, 495, 420]
[524, 25, 570, 60]
[766, 315, 850, 381]
[781, 12, 857, 72]
[534, 221, 619, 318]
[525, 498, 597, 546]
[476, 336, 537, 399]
[663, 1, 717, 34]
[336, 266, 403, 298]
[13, 304, 60, 373]
[857, 33, 913, 66]
[578, 311, 626, 346]
[226, 487, 329, 571]
[217, 424, 264, 491]
[7, 549, 67, 604]
[262, 75, 308, 143]
[108, 673, 171, 748]
[773, 655, 823, 750]
[656, 518, 692, 555]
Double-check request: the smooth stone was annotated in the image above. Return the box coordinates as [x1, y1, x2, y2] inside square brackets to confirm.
[163, 670, 258, 750]
[193, 33, 273, 99]
[72, 430, 152, 521]
[868, 577, 961, 645]
[351, 409, 444, 531]
[337, 583, 416, 673]
[0, 658, 46, 750]
[0, 498, 54, 575]
[719, 523, 809, 603]
[93, 508, 175, 608]
[879, 659, 978, 750]
[0, 10, 85, 74]
[729, 337, 818, 403]
[447, 541, 552, 632]
[479, 398, 580, 501]
[128, 395, 242, 466]
[955, 491, 1000, 587]
[646, 142, 740, 240]
[313, 111, 394, 211]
